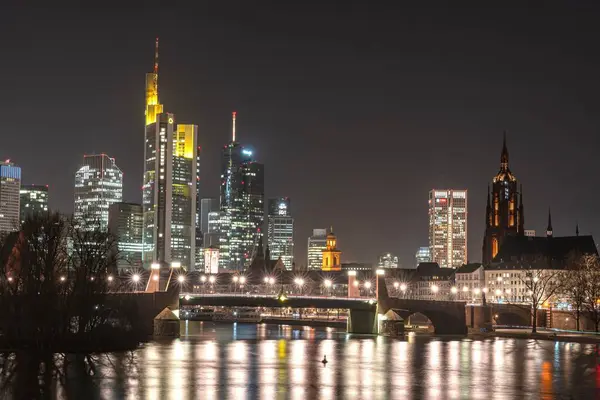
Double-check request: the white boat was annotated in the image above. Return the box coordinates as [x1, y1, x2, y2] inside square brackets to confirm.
[213, 308, 262, 323]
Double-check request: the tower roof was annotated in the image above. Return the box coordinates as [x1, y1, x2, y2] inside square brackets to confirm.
[493, 132, 516, 183]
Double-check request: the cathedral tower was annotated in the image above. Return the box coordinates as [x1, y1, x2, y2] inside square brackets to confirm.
[482, 133, 524, 264]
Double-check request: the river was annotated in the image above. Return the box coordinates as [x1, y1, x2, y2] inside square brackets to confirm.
[4, 321, 600, 399]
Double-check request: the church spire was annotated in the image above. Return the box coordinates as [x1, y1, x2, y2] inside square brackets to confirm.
[546, 208, 553, 237]
[500, 131, 509, 171]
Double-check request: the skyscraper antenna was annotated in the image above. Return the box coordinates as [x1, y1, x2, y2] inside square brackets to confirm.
[154, 37, 159, 73]
[232, 111, 237, 142]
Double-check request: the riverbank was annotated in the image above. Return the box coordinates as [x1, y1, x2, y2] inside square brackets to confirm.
[469, 328, 600, 344]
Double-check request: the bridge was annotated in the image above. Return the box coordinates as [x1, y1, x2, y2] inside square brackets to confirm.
[180, 293, 378, 334]
[176, 276, 474, 335]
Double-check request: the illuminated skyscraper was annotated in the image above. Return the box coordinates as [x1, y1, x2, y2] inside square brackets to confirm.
[307, 228, 327, 270]
[0, 160, 21, 233]
[415, 246, 432, 266]
[218, 113, 264, 270]
[74, 154, 123, 230]
[428, 189, 467, 268]
[108, 202, 143, 272]
[20, 184, 48, 223]
[267, 197, 294, 270]
[142, 39, 198, 270]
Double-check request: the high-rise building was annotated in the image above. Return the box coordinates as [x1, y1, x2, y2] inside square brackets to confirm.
[141, 39, 198, 270]
[415, 246, 432, 266]
[428, 189, 467, 268]
[74, 154, 123, 230]
[307, 228, 327, 270]
[0, 160, 21, 233]
[322, 229, 341, 271]
[482, 134, 525, 264]
[267, 197, 294, 270]
[20, 184, 48, 223]
[218, 113, 265, 270]
[200, 198, 219, 235]
[108, 202, 143, 272]
[377, 252, 399, 269]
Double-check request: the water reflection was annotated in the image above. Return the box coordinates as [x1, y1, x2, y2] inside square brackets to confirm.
[0, 323, 598, 399]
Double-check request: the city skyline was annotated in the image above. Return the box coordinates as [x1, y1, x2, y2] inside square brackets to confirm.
[2, 4, 600, 267]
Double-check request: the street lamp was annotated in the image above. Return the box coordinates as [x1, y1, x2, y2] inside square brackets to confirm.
[462, 286, 469, 293]
[107, 275, 114, 283]
[393, 281, 399, 289]
[473, 288, 480, 295]
[353, 280, 359, 287]
[177, 275, 185, 283]
[364, 281, 372, 293]
[400, 283, 407, 292]
[431, 284, 439, 294]
[59, 276, 66, 282]
[233, 276, 239, 283]
[200, 275, 207, 283]
[324, 279, 332, 288]
[451, 286, 458, 294]
[263, 277, 269, 283]
[239, 276, 246, 284]
[208, 275, 216, 284]
[268, 277, 275, 285]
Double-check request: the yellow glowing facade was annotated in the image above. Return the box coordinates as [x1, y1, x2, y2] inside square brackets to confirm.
[145, 72, 163, 126]
[321, 230, 341, 271]
[174, 124, 195, 159]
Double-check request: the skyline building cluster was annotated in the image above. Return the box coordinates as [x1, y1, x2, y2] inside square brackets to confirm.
[3, 40, 591, 274]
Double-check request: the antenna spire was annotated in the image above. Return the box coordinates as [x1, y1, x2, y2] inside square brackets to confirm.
[154, 37, 159, 73]
[232, 111, 237, 142]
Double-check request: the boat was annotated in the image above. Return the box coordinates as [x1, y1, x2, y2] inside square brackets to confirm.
[213, 307, 262, 323]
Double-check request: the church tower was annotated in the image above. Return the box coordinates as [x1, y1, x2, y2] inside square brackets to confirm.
[321, 228, 342, 271]
[482, 133, 524, 264]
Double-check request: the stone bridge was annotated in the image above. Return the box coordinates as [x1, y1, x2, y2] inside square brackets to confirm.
[376, 276, 468, 334]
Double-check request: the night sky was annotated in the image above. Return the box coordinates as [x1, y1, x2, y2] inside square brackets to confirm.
[2, 2, 600, 267]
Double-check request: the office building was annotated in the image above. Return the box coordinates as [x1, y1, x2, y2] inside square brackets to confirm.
[204, 246, 219, 274]
[200, 198, 219, 235]
[267, 197, 294, 270]
[141, 39, 197, 270]
[108, 202, 143, 271]
[482, 134, 525, 264]
[307, 228, 327, 270]
[20, 184, 48, 223]
[0, 160, 21, 233]
[218, 113, 264, 269]
[428, 189, 467, 268]
[74, 154, 123, 230]
[415, 246, 432, 266]
[377, 252, 398, 269]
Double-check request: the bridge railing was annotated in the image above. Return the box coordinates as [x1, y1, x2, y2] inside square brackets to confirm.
[180, 293, 376, 302]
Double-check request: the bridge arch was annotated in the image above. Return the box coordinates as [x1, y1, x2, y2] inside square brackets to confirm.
[389, 307, 466, 335]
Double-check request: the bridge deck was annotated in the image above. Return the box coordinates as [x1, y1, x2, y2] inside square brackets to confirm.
[179, 293, 377, 311]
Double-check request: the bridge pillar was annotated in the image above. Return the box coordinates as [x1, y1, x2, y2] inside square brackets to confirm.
[347, 309, 377, 334]
[347, 271, 359, 297]
[466, 305, 493, 332]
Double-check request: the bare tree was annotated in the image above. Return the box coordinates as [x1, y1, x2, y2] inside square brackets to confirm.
[519, 266, 563, 333]
[560, 255, 589, 331]
[579, 254, 600, 332]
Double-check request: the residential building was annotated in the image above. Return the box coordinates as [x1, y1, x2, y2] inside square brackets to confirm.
[108, 202, 143, 272]
[74, 154, 123, 230]
[307, 229, 327, 270]
[20, 184, 48, 223]
[524, 229, 536, 237]
[410, 262, 455, 300]
[267, 197, 294, 270]
[454, 263, 484, 301]
[428, 189, 467, 268]
[0, 160, 21, 233]
[482, 134, 525, 264]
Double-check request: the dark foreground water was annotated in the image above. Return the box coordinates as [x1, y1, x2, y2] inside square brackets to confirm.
[3, 321, 600, 399]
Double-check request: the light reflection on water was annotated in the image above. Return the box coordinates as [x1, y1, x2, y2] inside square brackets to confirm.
[8, 322, 600, 399]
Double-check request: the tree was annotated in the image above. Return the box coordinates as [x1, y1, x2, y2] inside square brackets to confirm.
[579, 254, 600, 332]
[501, 261, 564, 333]
[0, 212, 141, 352]
[560, 255, 589, 331]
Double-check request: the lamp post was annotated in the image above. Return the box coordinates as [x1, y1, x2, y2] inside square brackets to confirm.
[323, 279, 332, 296]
